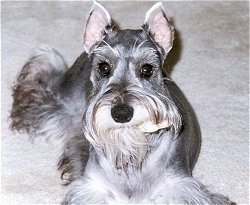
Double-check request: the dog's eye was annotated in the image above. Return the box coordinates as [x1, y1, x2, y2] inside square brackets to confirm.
[98, 62, 111, 77]
[140, 64, 154, 78]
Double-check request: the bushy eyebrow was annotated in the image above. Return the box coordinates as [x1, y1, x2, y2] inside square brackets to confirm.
[93, 40, 120, 58]
[132, 46, 161, 66]
[92, 39, 161, 67]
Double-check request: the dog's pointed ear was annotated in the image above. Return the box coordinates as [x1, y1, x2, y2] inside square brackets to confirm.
[83, 1, 112, 53]
[143, 2, 175, 57]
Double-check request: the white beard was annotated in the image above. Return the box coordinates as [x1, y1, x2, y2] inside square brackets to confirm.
[84, 103, 153, 169]
[97, 127, 149, 169]
[83, 88, 181, 169]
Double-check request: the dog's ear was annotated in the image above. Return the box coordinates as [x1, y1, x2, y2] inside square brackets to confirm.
[83, 1, 112, 53]
[143, 2, 174, 57]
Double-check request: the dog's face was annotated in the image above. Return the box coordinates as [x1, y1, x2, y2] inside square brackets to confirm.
[82, 2, 181, 168]
[90, 30, 169, 127]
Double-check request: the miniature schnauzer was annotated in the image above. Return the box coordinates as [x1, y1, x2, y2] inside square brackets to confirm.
[10, 1, 235, 204]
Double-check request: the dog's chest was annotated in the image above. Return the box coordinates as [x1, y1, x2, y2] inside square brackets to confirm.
[86, 165, 168, 203]
[79, 133, 175, 203]
[85, 150, 173, 203]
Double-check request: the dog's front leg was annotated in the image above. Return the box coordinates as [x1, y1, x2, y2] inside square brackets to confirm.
[62, 176, 110, 204]
[154, 175, 236, 204]
[58, 134, 90, 185]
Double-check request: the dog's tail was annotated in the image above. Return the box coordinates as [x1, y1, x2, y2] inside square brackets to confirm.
[10, 45, 73, 140]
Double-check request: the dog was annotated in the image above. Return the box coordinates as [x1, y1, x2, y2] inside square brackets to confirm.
[10, 1, 235, 204]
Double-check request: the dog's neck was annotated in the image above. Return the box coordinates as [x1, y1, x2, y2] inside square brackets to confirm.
[91, 128, 174, 173]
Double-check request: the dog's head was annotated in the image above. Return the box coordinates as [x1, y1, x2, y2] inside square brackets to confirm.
[82, 2, 182, 168]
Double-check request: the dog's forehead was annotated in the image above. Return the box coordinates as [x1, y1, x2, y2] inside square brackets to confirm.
[104, 29, 149, 47]
[94, 29, 162, 61]
[102, 29, 160, 53]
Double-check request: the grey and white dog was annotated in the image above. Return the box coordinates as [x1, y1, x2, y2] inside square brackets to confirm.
[10, 2, 235, 204]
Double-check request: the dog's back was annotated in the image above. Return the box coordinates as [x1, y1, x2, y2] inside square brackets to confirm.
[164, 77, 201, 172]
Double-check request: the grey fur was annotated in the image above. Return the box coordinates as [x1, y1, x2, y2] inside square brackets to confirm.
[10, 2, 235, 205]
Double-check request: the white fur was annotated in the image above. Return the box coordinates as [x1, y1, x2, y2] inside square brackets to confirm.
[144, 2, 175, 55]
[32, 45, 67, 72]
[93, 0, 111, 24]
[83, 1, 112, 52]
[144, 2, 164, 25]
[64, 133, 218, 204]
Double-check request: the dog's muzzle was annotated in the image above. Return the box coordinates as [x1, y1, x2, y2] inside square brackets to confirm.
[111, 104, 134, 123]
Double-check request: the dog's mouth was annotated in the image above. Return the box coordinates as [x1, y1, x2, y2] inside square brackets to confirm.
[102, 120, 173, 134]
[109, 119, 173, 134]
[92, 101, 175, 135]
[109, 103, 172, 133]
[137, 120, 173, 133]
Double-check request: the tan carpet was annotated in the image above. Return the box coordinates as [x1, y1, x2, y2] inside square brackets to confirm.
[1, 1, 249, 204]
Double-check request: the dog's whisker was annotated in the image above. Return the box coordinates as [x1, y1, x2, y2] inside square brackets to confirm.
[132, 37, 140, 52]
[101, 40, 120, 57]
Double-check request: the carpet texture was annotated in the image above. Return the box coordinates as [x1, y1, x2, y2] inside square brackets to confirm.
[1, 1, 249, 204]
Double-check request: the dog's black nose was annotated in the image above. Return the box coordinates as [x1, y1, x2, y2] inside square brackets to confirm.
[111, 104, 134, 123]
